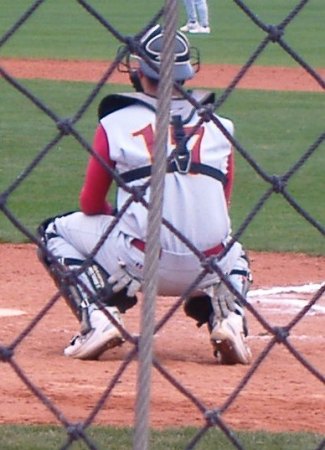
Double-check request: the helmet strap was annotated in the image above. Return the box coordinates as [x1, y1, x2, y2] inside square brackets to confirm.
[129, 70, 144, 93]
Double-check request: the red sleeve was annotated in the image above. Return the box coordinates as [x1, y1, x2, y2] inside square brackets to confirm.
[79, 124, 115, 215]
[224, 149, 234, 207]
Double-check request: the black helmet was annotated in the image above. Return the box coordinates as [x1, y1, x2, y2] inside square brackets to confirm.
[138, 24, 197, 81]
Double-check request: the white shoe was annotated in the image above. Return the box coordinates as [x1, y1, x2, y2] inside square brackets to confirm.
[188, 25, 211, 34]
[180, 21, 200, 33]
[64, 306, 124, 360]
[197, 25, 210, 34]
[210, 312, 252, 365]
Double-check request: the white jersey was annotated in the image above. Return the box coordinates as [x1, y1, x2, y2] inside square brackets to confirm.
[100, 92, 234, 256]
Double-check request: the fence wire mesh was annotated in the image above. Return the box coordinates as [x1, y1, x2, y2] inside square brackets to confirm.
[0, 1, 324, 449]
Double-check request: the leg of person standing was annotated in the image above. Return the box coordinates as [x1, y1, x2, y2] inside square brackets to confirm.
[180, 0, 211, 34]
[180, 0, 200, 32]
[195, 0, 210, 33]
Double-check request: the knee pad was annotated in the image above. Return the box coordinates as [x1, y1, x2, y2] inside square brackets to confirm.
[60, 258, 138, 314]
[39, 254, 137, 322]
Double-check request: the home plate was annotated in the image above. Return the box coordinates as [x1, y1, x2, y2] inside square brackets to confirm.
[248, 283, 325, 315]
[0, 308, 26, 317]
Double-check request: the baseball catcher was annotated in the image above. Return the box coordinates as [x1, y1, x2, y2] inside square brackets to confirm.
[37, 24, 252, 364]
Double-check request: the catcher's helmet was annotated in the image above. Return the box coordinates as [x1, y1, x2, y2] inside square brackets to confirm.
[138, 24, 197, 81]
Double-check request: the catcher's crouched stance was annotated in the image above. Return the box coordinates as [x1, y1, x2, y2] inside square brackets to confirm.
[37, 217, 252, 364]
[36, 25, 253, 364]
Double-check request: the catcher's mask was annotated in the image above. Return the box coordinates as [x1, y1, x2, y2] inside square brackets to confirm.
[118, 24, 200, 87]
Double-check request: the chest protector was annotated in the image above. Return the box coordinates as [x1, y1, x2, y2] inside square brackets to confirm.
[98, 91, 227, 186]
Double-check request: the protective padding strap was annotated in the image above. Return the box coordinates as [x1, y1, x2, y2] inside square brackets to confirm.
[230, 269, 249, 276]
[120, 161, 227, 184]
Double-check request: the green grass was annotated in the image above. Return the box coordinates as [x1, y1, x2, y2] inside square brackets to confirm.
[0, 425, 323, 450]
[222, 89, 325, 253]
[0, 79, 324, 254]
[1, 0, 324, 66]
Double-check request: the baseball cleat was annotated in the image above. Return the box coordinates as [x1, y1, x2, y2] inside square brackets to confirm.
[210, 312, 252, 365]
[64, 307, 124, 360]
[190, 25, 211, 34]
[180, 21, 200, 33]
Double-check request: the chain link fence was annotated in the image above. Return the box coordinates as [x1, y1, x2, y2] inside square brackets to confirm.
[0, 0, 324, 449]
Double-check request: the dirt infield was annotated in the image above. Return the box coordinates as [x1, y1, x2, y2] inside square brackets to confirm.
[0, 244, 324, 432]
[2, 57, 325, 91]
[0, 60, 324, 434]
